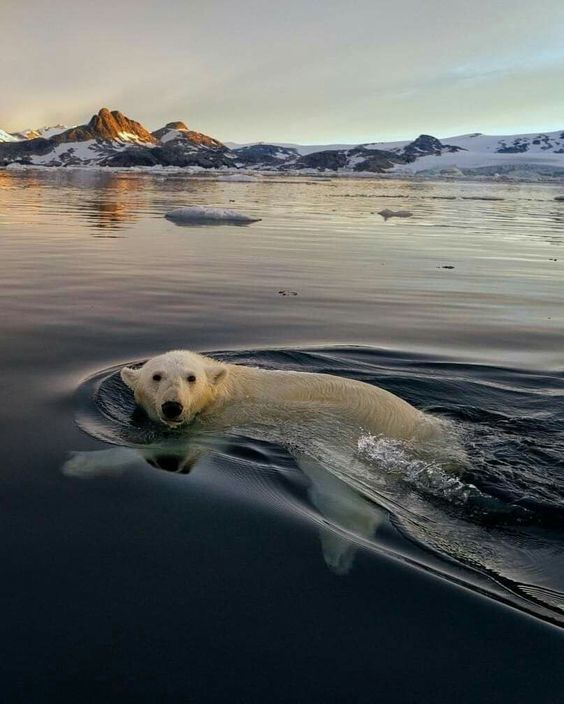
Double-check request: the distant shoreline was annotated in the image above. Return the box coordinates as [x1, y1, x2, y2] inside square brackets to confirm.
[3, 163, 564, 185]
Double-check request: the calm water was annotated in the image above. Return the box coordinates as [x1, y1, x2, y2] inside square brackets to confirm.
[1, 169, 564, 702]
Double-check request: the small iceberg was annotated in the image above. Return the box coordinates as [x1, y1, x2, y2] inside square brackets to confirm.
[165, 206, 261, 225]
[378, 208, 413, 220]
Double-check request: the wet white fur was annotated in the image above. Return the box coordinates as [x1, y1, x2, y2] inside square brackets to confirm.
[120, 349, 438, 441]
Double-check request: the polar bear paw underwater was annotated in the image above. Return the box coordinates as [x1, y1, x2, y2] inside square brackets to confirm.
[119, 349, 441, 443]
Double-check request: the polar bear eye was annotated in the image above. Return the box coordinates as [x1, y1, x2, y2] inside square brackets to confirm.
[152, 373, 162, 382]
[187, 374, 196, 383]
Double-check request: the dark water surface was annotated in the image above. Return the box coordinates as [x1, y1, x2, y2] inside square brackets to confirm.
[2, 169, 564, 703]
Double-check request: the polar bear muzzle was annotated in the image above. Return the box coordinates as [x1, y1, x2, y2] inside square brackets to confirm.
[161, 401, 184, 421]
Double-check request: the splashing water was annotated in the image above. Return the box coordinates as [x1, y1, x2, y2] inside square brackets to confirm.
[357, 434, 483, 505]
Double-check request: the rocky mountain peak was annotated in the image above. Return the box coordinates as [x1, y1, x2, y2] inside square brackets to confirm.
[402, 134, 463, 159]
[405, 134, 444, 154]
[11, 124, 69, 141]
[53, 108, 156, 144]
[88, 108, 155, 142]
[164, 121, 189, 131]
[151, 121, 225, 151]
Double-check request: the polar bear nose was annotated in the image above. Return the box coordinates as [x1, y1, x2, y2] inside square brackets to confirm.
[161, 401, 183, 420]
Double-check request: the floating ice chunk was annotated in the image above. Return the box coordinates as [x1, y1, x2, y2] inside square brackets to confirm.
[461, 196, 504, 201]
[215, 174, 261, 182]
[378, 208, 413, 220]
[165, 206, 261, 225]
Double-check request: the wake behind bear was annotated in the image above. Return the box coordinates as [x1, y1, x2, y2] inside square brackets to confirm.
[120, 350, 440, 443]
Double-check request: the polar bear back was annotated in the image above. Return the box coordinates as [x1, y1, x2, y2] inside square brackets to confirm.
[214, 364, 436, 443]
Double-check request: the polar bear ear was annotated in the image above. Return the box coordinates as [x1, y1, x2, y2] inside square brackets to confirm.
[121, 366, 141, 390]
[206, 364, 228, 386]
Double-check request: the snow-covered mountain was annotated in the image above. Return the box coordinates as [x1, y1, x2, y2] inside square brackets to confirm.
[0, 109, 158, 167]
[0, 109, 232, 168]
[231, 130, 564, 159]
[365, 130, 564, 155]
[367, 131, 564, 176]
[227, 131, 564, 177]
[11, 125, 69, 140]
[0, 128, 20, 143]
[2, 110, 564, 178]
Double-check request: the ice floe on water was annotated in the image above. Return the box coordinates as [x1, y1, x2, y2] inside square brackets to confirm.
[378, 208, 413, 220]
[165, 205, 261, 224]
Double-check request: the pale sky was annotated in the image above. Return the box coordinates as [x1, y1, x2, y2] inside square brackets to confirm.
[2, 0, 564, 143]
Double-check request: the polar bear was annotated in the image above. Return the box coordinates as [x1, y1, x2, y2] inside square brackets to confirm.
[119, 349, 438, 442]
[64, 349, 446, 575]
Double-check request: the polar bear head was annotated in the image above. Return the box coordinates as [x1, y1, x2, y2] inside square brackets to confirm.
[120, 350, 228, 427]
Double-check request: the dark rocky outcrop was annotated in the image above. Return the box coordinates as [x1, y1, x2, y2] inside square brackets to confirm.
[350, 148, 408, 172]
[291, 149, 350, 171]
[403, 134, 444, 157]
[0, 137, 54, 165]
[401, 134, 464, 159]
[101, 143, 234, 169]
[496, 141, 529, 154]
[290, 146, 408, 172]
[100, 148, 161, 167]
[156, 141, 233, 167]
[232, 144, 299, 166]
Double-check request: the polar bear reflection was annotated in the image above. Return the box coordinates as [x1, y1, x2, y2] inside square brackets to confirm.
[63, 437, 384, 575]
